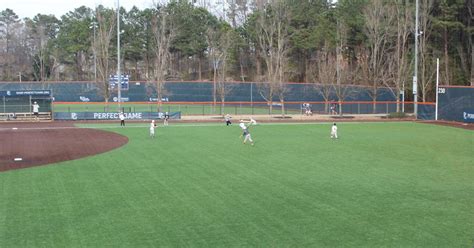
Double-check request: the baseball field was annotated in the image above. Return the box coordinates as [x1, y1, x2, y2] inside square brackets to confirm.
[0, 121, 473, 247]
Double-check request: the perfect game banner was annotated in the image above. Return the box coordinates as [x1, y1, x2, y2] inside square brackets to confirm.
[0, 90, 51, 97]
[54, 112, 181, 120]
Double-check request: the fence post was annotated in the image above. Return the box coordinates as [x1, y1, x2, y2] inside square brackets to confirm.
[386, 103, 388, 114]
[29, 95, 32, 119]
[357, 103, 360, 114]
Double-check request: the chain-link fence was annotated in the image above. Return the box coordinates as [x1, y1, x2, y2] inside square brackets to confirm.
[52, 101, 417, 116]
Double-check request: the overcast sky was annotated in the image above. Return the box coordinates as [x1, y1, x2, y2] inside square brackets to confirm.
[1, 0, 173, 19]
[3, 1, 336, 21]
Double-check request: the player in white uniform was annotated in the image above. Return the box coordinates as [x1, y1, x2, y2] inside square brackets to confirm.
[224, 114, 232, 126]
[119, 112, 125, 127]
[163, 112, 169, 126]
[239, 119, 255, 145]
[32, 101, 40, 121]
[150, 120, 156, 138]
[330, 123, 338, 139]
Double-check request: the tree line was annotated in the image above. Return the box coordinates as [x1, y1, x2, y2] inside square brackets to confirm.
[0, 0, 472, 106]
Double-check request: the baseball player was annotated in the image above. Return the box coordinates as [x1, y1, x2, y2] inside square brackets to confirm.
[119, 112, 125, 127]
[239, 119, 254, 146]
[330, 122, 338, 139]
[150, 120, 157, 138]
[164, 112, 169, 126]
[32, 101, 40, 121]
[224, 114, 232, 126]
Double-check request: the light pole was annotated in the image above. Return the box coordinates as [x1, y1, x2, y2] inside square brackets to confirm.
[413, 0, 419, 118]
[89, 21, 97, 82]
[117, 0, 121, 111]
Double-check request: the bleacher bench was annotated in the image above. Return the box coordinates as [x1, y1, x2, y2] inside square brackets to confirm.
[0, 112, 52, 121]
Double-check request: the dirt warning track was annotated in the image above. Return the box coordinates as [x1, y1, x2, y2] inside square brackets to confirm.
[0, 122, 128, 172]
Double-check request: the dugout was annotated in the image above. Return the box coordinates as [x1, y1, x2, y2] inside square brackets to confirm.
[0, 90, 53, 121]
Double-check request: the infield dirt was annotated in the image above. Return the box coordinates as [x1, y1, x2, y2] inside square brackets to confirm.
[0, 122, 128, 172]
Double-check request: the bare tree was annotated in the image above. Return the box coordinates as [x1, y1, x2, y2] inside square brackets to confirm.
[333, 21, 355, 116]
[206, 26, 224, 112]
[14, 23, 33, 81]
[419, 0, 435, 102]
[0, 9, 20, 80]
[150, 6, 175, 112]
[360, 1, 412, 113]
[217, 81, 235, 114]
[35, 25, 47, 82]
[468, 0, 474, 86]
[216, 80, 235, 115]
[333, 65, 353, 116]
[227, 0, 251, 87]
[254, 0, 290, 116]
[227, 0, 250, 27]
[383, 0, 412, 112]
[308, 48, 337, 113]
[216, 30, 235, 115]
[363, 0, 395, 113]
[95, 8, 116, 108]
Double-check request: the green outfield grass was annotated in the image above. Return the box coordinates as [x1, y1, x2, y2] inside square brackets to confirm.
[52, 103, 301, 115]
[0, 122, 473, 247]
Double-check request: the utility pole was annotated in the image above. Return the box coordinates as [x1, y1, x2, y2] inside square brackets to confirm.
[90, 21, 97, 82]
[413, 0, 419, 118]
[117, 0, 121, 111]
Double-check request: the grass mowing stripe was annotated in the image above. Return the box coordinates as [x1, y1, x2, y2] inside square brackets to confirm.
[98, 122, 472, 246]
[0, 122, 472, 246]
[75, 120, 412, 129]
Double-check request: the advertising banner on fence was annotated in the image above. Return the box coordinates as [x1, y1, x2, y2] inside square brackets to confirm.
[462, 109, 474, 123]
[438, 87, 474, 122]
[53, 111, 181, 120]
[0, 90, 52, 97]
